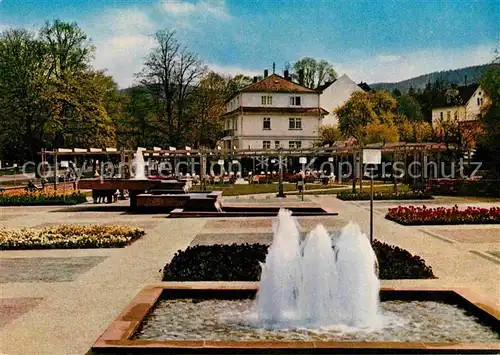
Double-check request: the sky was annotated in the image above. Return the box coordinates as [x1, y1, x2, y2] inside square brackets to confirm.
[1, 0, 498, 88]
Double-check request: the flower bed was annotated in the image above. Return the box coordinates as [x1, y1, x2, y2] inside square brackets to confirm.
[0, 190, 87, 206]
[337, 191, 433, 201]
[162, 241, 435, 281]
[0, 225, 145, 249]
[386, 205, 500, 225]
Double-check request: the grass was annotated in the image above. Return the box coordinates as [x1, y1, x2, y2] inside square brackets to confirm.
[0, 167, 35, 176]
[192, 183, 348, 196]
[289, 184, 410, 196]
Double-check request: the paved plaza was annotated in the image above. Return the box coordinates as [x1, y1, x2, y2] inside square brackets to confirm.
[0, 195, 499, 354]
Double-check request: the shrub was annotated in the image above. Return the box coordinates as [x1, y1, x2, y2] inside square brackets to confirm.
[0, 225, 145, 250]
[162, 241, 435, 281]
[427, 179, 500, 197]
[386, 205, 500, 225]
[0, 190, 87, 206]
[337, 191, 433, 201]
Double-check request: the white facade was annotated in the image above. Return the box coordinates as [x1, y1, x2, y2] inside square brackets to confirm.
[319, 74, 364, 126]
[227, 92, 320, 112]
[222, 76, 326, 150]
[431, 85, 487, 126]
[224, 113, 321, 149]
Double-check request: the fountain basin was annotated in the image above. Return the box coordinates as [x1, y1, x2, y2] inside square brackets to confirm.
[167, 206, 336, 218]
[77, 179, 187, 208]
[91, 282, 500, 354]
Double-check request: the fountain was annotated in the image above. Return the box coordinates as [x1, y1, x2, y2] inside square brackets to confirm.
[255, 209, 380, 329]
[92, 209, 500, 353]
[132, 148, 147, 180]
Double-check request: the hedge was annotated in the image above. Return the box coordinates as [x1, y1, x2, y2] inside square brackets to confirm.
[0, 190, 87, 206]
[337, 191, 433, 201]
[427, 179, 500, 197]
[162, 241, 435, 281]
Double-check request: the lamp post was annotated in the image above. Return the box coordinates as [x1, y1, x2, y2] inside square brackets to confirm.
[363, 149, 382, 243]
[276, 150, 285, 198]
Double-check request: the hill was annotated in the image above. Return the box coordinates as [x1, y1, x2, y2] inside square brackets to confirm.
[371, 64, 492, 92]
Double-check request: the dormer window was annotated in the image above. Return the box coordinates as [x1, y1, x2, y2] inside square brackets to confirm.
[290, 96, 301, 106]
[261, 96, 272, 105]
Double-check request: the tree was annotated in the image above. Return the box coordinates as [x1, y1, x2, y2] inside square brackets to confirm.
[315, 125, 341, 147]
[138, 29, 206, 146]
[226, 74, 253, 99]
[364, 122, 399, 144]
[479, 58, 500, 176]
[0, 28, 51, 162]
[336, 91, 377, 142]
[40, 20, 100, 149]
[397, 93, 424, 122]
[397, 118, 433, 142]
[336, 90, 401, 145]
[190, 71, 229, 147]
[292, 57, 337, 88]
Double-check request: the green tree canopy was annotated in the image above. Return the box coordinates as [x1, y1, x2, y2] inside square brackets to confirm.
[292, 57, 337, 88]
[397, 93, 424, 122]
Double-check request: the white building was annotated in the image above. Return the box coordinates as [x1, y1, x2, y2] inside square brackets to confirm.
[317, 74, 372, 126]
[221, 73, 328, 150]
[431, 83, 488, 126]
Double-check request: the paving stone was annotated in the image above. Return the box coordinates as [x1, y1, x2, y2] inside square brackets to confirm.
[0, 256, 108, 283]
[191, 231, 342, 246]
[0, 297, 43, 328]
[433, 229, 500, 243]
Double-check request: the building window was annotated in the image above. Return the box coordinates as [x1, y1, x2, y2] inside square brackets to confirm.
[289, 141, 302, 149]
[440, 112, 443, 120]
[263, 117, 271, 130]
[290, 96, 301, 106]
[261, 96, 272, 105]
[447, 111, 451, 120]
[274, 141, 280, 149]
[480, 98, 484, 105]
[234, 118, 238, 131]
[289, 117, 302, 130]
[477, 98, 480, 106]
[454, 111, 458, 120]
[263, 141, 271, 149]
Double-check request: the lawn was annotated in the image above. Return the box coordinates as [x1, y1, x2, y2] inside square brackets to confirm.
[192, 183, 347, 196]
[289, 184, 409, 196]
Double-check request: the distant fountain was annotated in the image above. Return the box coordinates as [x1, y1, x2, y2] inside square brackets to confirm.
[254, 209, 380, 329]
[132, 148, 147, 180]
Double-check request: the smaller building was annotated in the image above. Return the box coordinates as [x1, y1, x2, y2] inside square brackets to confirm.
[317, 74, 371, 126]
[431, 83, 488, 126]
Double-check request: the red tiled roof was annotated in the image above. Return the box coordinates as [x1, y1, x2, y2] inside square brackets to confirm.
[240, 74, 317, 93]
[221, 106, 329, 117]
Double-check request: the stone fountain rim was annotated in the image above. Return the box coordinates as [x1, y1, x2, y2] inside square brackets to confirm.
[92, 281, 500, 353]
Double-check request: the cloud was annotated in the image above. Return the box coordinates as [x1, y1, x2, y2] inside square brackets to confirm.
[376, 55, 401, 63]
[87, 7, 156, 88]
[163, 0, 197, 14]
[337, 43, 496, 84]
[161, 0, 231, 22]
[208, 63, 260, 78]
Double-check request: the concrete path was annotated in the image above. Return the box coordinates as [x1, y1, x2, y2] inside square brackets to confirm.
[0, 201, 204, 354]
[1, 195, 499, 354]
